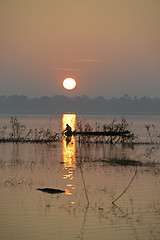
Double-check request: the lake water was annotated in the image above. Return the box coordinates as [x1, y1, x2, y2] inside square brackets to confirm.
[0, 114, 160, 240]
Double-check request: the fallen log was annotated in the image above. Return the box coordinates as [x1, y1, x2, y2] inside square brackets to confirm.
[37, 188, 65, 194]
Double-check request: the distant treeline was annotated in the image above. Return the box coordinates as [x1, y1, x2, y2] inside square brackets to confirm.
[0, 94, 160, 114]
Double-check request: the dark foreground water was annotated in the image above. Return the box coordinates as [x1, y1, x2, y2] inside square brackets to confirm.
[0, 114, 160, 240]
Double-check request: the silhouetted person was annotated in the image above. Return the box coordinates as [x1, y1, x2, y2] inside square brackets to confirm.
[62, 124, 72, 134]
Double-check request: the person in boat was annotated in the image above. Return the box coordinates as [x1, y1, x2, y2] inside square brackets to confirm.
[62, 124, 72, 135]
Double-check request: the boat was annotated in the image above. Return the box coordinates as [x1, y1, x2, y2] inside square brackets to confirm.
[64, 130, 131, 137]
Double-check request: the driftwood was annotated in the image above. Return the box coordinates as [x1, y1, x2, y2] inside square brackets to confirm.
[37, 188, 65, 194]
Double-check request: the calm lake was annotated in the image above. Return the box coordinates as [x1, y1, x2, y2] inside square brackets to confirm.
[0, 114, 160, 240]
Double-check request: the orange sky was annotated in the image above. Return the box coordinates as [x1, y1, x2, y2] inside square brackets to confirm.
[0, 0, 160, 98]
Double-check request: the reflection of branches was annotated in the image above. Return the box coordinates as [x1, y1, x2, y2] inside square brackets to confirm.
[77, 157, 89, 206]
[76, 157, 89, 240]
[112, 167, 138, 204]
[78, 204, 89, 240]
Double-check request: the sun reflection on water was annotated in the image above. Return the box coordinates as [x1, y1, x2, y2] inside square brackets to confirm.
[62, 114, 76, 196]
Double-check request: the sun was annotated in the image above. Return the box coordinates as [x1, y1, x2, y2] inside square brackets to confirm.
[63, 77, 77, 90]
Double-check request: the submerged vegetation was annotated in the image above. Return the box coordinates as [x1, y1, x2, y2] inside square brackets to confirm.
[1, 116, 160, 145]
[77, 118, 136, 144]
[77, 118, 160, 144]
[82, 156, 160, 169]
[0, 117, 60, 143]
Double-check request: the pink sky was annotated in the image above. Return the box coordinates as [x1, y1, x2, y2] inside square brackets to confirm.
[0, 0, 160, 98]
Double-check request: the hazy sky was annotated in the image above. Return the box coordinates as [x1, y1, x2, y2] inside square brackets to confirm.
[0, 0, 160, 98]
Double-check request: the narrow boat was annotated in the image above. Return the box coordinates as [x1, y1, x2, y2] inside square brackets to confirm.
[64, 130, 131, 137]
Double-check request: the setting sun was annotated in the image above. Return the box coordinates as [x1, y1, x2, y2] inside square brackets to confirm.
[63, 77, 77, 90]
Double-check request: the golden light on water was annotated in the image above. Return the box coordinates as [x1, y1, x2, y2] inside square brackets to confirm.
[62, 113, 76, 132]
[62, 114, 76, 196]
[62, 135, 76, 178]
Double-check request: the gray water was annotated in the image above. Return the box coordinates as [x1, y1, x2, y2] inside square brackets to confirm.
[0, 114, 160, 240]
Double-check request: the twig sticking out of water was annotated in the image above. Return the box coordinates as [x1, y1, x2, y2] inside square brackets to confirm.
[77, 157, 89, 206]
[78, 202, 89, 239]
[81, 167, 89, 206]
[112, 167, 138, 204]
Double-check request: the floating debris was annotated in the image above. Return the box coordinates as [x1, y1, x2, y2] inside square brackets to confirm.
[37, 188, 65, 194]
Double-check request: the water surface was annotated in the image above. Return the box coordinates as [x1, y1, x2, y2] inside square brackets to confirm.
[0, 114, 160, 240]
